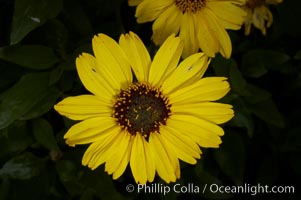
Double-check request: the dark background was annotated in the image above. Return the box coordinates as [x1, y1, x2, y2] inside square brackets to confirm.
[0, 0, 300, 199]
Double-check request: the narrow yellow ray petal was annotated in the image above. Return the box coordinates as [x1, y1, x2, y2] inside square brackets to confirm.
[136, 0, 174, 23]
[161, 126, 201, 158]
[168, 114, 224, 148]
[161, 128, 199, 164]
[204, 8, 232, 58]
[113, 135, 134, 180]
[149, 134, 177, 183]
[86, 129, 121, 169]
[92, 34, 132, 90]
[194, 12, 219, 57]
[76, 53, 115, 99]
[142, 138, 155, 182]
[169, 77, 230, 104]
[162, 139, 181, 179]
[179, 13, 199, 58]
[105, 131, 131, 175]
[172, 102, 234, 124]
[206, 1, 246, 30]
[152, 4, 181, 45]
[82, 127, 120, 167]
[119, 32, 151, 82]
[64, 117, 117, 146]
[54, 95, 111, 121]
[161, 53, 209, 94]
[130, 134, 148, 184]
[149, 35, 183, 87]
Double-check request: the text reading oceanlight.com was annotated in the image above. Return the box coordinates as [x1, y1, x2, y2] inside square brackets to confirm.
[125, 183, 295, 196]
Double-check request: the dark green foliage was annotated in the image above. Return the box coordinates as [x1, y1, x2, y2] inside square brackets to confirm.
[0, 0, 300, 199]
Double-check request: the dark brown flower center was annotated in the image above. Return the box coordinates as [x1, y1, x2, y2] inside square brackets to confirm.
[175, 0, 206, 13]
[246, 0, 265, 8]
[113, 83, 171, 140]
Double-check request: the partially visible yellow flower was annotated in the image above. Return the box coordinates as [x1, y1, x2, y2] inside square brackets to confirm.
[243, 0, 283, 36]
[54, 32, 234, 184]
[129, 0, 246, 58]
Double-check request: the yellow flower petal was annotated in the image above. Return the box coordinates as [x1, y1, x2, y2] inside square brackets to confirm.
[105, 131, 131, 175]
[119, 32, 151, 82]
[161, 126, 201, 164]
[112, 135, 134, 180]
[64, 117, 117, 146]
[207, 1, 246, 30]
[180, 13, 199, 58]
[83, 129, 121, 170]
[143, 139, 156, 182]
[136, 0, 173, 23]
[130, 134, 149, 184]
[172, 102, 234, 124]
[83, 128, 120, 169]
[203, 8, 232, 58]
[169, 77, 230, 104]
[149, 134, 177, 183]
[168, 114, 224, 148]
[152, 4, 181, 45]
[159, 136, 181, 179]
[149, 35, 183, 87]
[162, 53, 209, 94]
[76, 53, 115, 99]
[54, 95, 111, 121]
[194, 12, 219, 57]
[92, 33, 132, 90]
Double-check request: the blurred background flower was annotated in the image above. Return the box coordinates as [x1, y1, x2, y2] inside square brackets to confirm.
[129, 0, 246, 58]
[243, 0, 283, 35]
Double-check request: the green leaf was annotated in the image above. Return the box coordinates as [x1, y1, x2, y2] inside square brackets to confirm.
[0, 62, 25, 90]
[0, 45, 59, 70]
[63, 0, 93, 37]
[214, 131, 245, 185]
[240, 84, 271, 104]
[10, 0, 63, 44]
[0, 73, 50, 129]
[32, 118, 59, 150]
[0, 121, 34, 158]
[211, 54, 231, 77]
[49, 67, 64, 85]
[0, 152, 45, 179]
[231, 112, 254, 138]
[20, 87, 61, 120]
[56, 160, 85, 196]
[242, 50, 290, 77]
[229, 62, 247, 93]
[247, 98, 285, 128]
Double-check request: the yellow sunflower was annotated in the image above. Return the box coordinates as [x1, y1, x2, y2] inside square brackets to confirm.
[243, 0, 283, 36]
[54, 32, 234, 184]
[129, 0, 246, 58]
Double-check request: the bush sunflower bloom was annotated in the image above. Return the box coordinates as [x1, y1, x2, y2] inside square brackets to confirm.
[54, 32, 234, 184]
[129, 0, 246, 58]
[243, 0, 283, 35]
